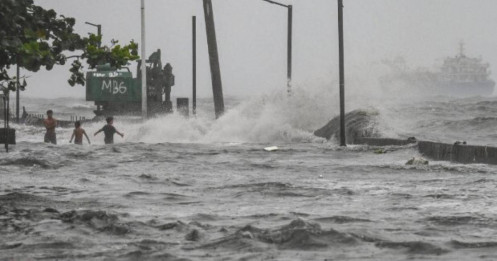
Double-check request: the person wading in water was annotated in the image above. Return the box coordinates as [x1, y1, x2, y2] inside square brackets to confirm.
[43, 110, 57, 144]
[94, 116, 124, 144]
[70, 121, 91, 145]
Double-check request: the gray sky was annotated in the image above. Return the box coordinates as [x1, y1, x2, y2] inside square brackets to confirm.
[24, 0, 497, 98]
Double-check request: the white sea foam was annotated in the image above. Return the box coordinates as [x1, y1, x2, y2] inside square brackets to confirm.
[120, 85, 335, 144]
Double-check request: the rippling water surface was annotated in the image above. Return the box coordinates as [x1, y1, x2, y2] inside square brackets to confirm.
[2, 94, 497, 260]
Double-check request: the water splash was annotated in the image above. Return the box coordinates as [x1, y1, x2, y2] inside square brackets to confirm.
[118, 85, 336, 144]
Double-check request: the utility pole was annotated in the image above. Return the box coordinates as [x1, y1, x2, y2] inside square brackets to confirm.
[140, 0, 148, 119]
[338, 0, 346, 147]
[192, 16, 197, 116]
[203, 0, 225, 119]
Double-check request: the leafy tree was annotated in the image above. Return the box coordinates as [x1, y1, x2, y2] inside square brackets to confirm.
[68, 35, 139, 86]
[0, 0, 139, 93]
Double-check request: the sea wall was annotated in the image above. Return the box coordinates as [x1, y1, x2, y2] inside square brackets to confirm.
[418, 141, 497, 165]
[352, 137, 497, 165]
[354, 137, 416, 146]
[316, 111, 497, 165]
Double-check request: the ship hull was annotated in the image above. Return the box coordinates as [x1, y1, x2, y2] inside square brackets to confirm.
[433, 80, 496, 97]
[380, 76, 496, 97]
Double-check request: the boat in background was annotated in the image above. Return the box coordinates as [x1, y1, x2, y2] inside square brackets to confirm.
[380, 43, 495, 97]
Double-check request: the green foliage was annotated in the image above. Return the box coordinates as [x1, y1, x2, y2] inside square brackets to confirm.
[0, 0, 139, 92]
[68, 35, 139, 86]
[68, 60, 84, 86]
[0, 0, 82, 93]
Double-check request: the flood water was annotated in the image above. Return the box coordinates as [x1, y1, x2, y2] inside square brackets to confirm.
[1, 94, 497, 260]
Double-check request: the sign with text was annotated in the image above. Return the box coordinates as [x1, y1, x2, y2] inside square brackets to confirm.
[86, 71, 141, 102]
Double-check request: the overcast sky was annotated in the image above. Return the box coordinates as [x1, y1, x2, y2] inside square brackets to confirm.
[24, 0, 497, 98]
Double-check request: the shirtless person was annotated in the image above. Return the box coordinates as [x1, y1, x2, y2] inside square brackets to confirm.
[69, 121, 91, 145]
[43, 110, 57, 144]
[94, 116, 124, 144]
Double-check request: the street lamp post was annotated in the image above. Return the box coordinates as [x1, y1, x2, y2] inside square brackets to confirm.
[261, 0, 293, 96]
[85, 21, 102, 113]
[85, 21, 102, 48]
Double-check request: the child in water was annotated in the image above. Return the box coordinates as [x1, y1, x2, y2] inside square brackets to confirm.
[94, 116, 124, 144]
[69, 121, 91, 145]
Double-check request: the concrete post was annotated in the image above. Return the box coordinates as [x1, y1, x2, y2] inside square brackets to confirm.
[140, 0, 148, 119]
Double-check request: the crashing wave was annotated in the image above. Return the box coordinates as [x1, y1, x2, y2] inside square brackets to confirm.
[314, 109, 380, 143]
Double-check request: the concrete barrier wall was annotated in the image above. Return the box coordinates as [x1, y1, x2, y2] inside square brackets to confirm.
[418, 141, 453, 162]
[355, 137, 416, 146]
[354, 137, 497, 165]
